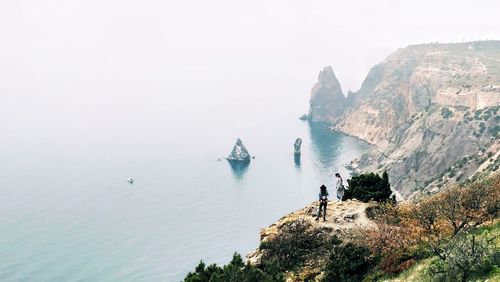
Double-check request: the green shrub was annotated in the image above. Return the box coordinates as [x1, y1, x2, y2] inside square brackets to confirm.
[457, 157, 468, 168]
[489, 125, 500, 137]
[474, 110, 482, 119]
[185, 261, 222, 282]
[184, 253, 284, 282]
[323, 243, 374, 282]
[365, 202, 397, 222]
[260, 220, 330, 271]
[365, 205, 381, 220]
[427, 232, 498, 282]
[479, 122, 486, 134]
[343, 171, 392, 202]
[441, 107, 453, 118]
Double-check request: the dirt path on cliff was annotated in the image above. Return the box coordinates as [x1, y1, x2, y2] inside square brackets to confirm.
[259, 199, 376, 242]
[303, 199, 375, 231]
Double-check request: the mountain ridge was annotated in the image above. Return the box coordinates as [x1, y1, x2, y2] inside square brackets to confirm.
[308, 40, 500, 198]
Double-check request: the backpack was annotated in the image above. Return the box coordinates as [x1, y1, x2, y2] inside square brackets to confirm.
[337, 183, 345, 192]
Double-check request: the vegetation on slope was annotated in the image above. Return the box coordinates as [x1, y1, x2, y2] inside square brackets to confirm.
[363, 173, 500, 281]
[184, 253, 284, 282]
[184, 173, 499, 282]
[385, 221, 500, 282]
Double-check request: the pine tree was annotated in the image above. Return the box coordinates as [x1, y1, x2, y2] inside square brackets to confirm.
[343, 172, 392, 202]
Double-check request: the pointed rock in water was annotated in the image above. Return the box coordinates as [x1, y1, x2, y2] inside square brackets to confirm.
[227, 138, 251, 162]
[294, 138, 302, 155]
[299, 114, 308, 121]
[308, 66, 345, 123]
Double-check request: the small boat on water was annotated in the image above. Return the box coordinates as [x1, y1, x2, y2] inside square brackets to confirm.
[128, 178, 134, 184]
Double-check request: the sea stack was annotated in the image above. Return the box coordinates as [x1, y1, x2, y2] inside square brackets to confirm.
[227, 138, 251, 162]
[308, 66, 345, 123]
[294, 138, 302, 155]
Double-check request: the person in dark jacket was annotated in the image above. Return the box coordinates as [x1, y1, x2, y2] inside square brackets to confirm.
[316, 185, 329, 221]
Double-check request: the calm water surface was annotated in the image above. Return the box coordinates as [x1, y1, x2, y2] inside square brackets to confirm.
[0, 87, 368, 281]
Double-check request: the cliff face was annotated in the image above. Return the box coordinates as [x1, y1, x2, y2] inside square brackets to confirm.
[315, 41, 500, 197]
[308, 66, 345, 123]
[336, 41, 500, 148]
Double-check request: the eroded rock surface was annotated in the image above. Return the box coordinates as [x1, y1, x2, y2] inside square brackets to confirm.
[308, 66, 346, 123]
[227, 138, 251, 162]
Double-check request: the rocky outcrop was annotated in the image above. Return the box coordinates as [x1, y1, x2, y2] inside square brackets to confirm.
[246, 199, 375, 279]
[313, 41, 500, 198]
[308, 66, 346, 123]
[247, 200, 374, 261]
[294, 138, 302, 155]
[227, 138, 251, 162]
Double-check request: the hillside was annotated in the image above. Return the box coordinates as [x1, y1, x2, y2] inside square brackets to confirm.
[185, 172, 499, 282]
[308, 41, 500, 198]
[242, 173, 499, 282]
[382, 220, 500, 282]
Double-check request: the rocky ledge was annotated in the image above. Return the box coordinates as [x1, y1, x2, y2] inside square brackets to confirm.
[246, 199, 375, 266]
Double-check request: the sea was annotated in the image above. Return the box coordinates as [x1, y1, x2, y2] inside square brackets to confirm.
[0, 83, 369, 281]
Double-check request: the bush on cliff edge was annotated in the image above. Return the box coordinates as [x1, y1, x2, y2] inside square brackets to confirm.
[259, 219, 331, 271]
[343, 171, 392, 202]
[323, 243, 374, 282]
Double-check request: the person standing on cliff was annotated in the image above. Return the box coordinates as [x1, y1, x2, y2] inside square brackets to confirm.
[316, 185, 329, 221]
[335, 173, 344, 201]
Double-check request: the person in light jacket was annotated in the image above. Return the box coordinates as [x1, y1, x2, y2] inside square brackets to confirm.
[335, 173, 344, 201]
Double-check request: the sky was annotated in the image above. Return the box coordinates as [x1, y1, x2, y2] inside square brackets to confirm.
[1, 0, 500, 132]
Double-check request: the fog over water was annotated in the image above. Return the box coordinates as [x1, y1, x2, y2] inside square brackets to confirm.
[1, 0, 500, 281]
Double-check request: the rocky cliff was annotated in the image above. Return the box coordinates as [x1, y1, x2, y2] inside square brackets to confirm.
[246, 199, 374, 281]
[310, 41, 500, 198]
[308, 66, 346, 123]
